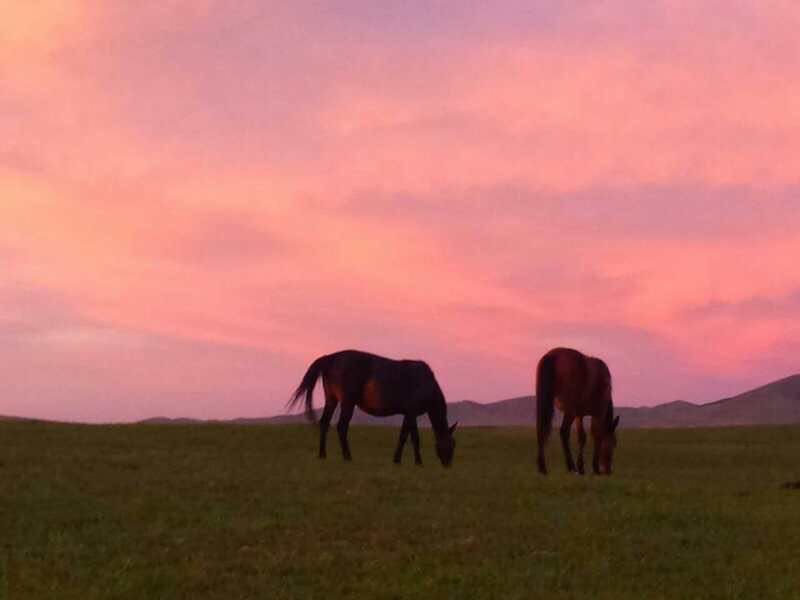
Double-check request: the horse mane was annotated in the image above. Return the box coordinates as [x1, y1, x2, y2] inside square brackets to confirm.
[413, 361, 449, 435]
[593, 357, 615, 428]
[595, 357, 612, 391]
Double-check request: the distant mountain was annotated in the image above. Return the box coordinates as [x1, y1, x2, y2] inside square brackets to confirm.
[606, 375, 800, 428]
[137, 374, 800, 429]
[442, 396, 534, 426]
[670, 374, 800, 426]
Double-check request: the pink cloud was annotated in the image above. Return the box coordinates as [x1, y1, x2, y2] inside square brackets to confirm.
[2, 2, 799, 421]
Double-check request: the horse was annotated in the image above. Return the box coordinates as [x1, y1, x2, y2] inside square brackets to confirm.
[535, 347, 620, 475]
[289, 350, 458, 467]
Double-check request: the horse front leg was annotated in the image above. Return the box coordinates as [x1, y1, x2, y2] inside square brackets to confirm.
[560, 414, 576, 473]
[393, 416, 411, 464]
[589, 417, 602, 474]
[592, 433, 601, 475]
[319, 401, 336, 459]
[575, 417, 586, 475]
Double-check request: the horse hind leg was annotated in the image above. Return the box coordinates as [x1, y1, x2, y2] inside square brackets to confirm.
[393, 416, 411, 464]
[560, 414, 576, 473]
[537, 430, 549, 475]
[336, 400, 355, 461]
[575, 418, 587, 475]
[537, 407, 551, 475]
[318, 399, 337, 459]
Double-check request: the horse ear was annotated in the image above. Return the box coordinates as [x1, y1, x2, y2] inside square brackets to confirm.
[612, 416, 620, 431]
[449, 422, 458, 435]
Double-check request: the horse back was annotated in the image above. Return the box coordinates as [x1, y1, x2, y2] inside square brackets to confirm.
[322, 350, 435, 417]
[370, 358, 437, 416]
[546, 348, 610, 417]
[322, 350, 373, 398]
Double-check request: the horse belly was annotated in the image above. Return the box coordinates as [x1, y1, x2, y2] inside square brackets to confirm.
[555, 394, 589, 417]
[360, 379, 396, 417]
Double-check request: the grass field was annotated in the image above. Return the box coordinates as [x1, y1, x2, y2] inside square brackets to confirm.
[2, 421, 800, 599]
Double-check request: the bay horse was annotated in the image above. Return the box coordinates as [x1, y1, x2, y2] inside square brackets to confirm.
[289, 350, 458, 467]
[536, 347, 619, 475]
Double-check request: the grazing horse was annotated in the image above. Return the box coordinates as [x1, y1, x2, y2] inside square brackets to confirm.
[289, 350, 458, 467]
[536, 348, 619, 475]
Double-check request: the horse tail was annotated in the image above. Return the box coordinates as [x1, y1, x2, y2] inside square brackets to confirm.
[536, 352, 557, 444]
[288, 354, 332, 423]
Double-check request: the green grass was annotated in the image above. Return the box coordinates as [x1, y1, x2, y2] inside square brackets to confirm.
[2, 421, 800, 599]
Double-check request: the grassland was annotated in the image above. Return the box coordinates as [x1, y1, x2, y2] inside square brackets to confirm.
[2, 421, 799, 599]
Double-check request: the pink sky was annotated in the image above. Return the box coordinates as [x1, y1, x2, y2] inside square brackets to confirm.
[2, 2, 799, 422]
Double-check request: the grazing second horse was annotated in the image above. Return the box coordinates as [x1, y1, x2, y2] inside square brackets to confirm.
[289, 350, 458, 467]
[536, 347, 620, 475]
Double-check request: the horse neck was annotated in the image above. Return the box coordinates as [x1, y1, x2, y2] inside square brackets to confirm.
[427, 401, 450, 438]
[605, 396, 614, 422]
[596, 397, 614, 437]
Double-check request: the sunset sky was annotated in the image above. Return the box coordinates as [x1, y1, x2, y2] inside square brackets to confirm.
[2, 2, 799, 422]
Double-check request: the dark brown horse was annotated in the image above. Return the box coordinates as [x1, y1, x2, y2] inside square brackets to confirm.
[536, 347, 619, 475]
[289, 350, 458, 467]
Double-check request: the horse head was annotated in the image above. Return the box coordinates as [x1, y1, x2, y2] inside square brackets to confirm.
[435, 422, 458, 467]
[598, 414, 620, 475]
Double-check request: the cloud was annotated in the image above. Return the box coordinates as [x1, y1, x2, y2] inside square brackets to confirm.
[148, 213, 288, 269]
[684, 289, 800, 321]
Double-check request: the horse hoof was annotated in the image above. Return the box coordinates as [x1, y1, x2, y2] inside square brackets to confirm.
[415, 461, 423, 467]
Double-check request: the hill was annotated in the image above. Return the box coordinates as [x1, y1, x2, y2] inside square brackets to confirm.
[0, 414, 33, 422]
